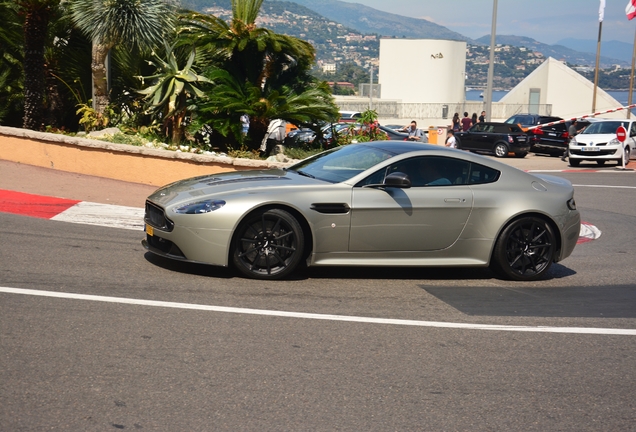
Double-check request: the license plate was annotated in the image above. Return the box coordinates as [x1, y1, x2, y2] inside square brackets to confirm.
[146, 224, 154, 236]
[581, 147, 600, 152]
[548, 133, 556, 136]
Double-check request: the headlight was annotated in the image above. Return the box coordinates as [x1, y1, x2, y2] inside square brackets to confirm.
[173, 199, 226, 214]
[609, 138, 620, 146]
[570, 138, 578, 146]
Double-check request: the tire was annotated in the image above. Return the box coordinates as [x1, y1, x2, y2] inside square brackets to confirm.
[232, 208, 304, 280]
[494, 143, 509, 158]
[568, 159, 580, 167]
[596, 160, 605, 166]
[491, 216, 556, 281]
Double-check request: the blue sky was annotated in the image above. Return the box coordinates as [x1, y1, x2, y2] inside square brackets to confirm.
[338, 0, 636, 44]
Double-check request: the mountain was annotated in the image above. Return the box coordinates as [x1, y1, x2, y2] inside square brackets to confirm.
[475, 35, 629, 68]
[286, 0, 470, 41]
[556, 38, 633, 64]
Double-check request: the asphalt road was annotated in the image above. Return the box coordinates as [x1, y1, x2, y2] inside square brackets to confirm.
[1, 162, 636, 431]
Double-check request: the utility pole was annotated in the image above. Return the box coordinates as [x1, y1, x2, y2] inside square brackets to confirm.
[484, 0, 498, 122]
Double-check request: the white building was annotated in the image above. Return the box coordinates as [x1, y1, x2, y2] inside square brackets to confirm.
[499, 57, 624, 119]
[378, 39, 467, 104]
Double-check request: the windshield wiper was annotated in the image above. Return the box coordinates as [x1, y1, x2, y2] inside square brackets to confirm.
[295, 170, 316, 179]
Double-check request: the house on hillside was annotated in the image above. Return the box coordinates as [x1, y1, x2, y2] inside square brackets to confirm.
[498, 57, 624, 119]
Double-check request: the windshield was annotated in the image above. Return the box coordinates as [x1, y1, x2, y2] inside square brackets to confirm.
[581, 121, 626, 135]
[287, 144, 394, 183]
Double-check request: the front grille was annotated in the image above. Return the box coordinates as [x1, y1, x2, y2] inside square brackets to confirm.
[145, 201, 174, 231]
[145, 235, 186, 259]
[570, 149, 616, 156]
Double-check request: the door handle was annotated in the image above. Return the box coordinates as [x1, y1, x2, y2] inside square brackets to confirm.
[444, 198, 466, 203]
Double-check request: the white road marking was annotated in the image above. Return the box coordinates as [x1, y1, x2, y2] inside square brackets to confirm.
[51, 202, 144, 231]
[1, 287, 634, 336]
[573, 184, 636, 189]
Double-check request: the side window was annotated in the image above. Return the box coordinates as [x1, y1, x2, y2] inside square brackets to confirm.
[388, 156, 470, 187]
[468, 163, 501, 185]
[630, 123, 636, 137]
[472, 123, 486, 132]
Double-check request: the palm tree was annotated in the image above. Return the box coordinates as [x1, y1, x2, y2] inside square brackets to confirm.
[198, 68, 337, 149]
[0, 1, 25, 126]
[138, 42, 211, 143]
[69, 0, 176, 116]
[15, 0, 60, 130]
[178, 0, 338, 150]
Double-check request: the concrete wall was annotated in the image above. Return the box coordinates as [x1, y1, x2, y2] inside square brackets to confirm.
[0, 127, 286, 187]
[379, 39, 467, 104]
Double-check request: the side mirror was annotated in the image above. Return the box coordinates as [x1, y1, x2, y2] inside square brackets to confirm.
[384, 172, 411, 188]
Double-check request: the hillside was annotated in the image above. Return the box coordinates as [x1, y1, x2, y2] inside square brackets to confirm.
[475, 35, 628, 68]
[286, 0, 470, 41]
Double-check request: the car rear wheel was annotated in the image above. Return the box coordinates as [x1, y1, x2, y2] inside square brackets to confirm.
[568, 159, 580, 167]
[491, 216, 556, 281]
[494, 143, 509, 158]
[232, 208, 304, 280]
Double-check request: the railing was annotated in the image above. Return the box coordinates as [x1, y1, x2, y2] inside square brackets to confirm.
[335, 99, 553, 120]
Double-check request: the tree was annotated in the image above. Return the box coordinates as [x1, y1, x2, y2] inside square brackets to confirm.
[0, 1, 25, 126]
[15, 0, 59, 130]
[178, 0, 338, 150]
[69, 0, 176, 116]
[138, 42, 211, 143]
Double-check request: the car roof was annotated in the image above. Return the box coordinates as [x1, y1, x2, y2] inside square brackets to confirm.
[360, 141, 452, 155]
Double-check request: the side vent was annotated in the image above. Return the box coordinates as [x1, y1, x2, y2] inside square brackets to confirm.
[310, 203, 351, 214]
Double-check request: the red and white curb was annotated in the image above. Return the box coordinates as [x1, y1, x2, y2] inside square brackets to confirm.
[0, 189, 143, 231]
[1, 189, 600, 243]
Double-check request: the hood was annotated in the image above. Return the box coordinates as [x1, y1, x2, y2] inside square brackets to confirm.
[148, 169, 325, 207]
[573, 133, 618, 145]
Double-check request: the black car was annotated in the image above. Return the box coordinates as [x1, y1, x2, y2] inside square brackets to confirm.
[456, 122, 530, 158]
[504, 114, 569, 156]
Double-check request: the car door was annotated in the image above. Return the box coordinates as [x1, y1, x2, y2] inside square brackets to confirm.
[349, 156, 473, 252]
[460, 123, 490, 152]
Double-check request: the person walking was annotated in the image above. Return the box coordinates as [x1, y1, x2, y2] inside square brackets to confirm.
[562, 119, 579, 161]
[471, 112, 478, 125]
[479, 111, 486, 123]
[452, 112, 460, 131]
[461, 112, 472, 131]
[240, 113, 250, 136]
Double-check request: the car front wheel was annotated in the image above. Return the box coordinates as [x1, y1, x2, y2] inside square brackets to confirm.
[494, 143, 509, 158]
[569, 159, 580, 167]
[232, 208, 305, 279]
[491, 216, 556, 281]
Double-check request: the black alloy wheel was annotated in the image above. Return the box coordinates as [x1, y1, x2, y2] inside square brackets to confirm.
[491, 216, 556, 281]
[232, 208, 304, 279]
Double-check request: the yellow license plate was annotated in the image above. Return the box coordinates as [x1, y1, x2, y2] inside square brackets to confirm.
[145, 224, 154, 236]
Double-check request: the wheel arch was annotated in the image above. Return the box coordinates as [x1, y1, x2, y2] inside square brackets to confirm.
[228, 203, 314, 265]
[489, 211, 562, 264]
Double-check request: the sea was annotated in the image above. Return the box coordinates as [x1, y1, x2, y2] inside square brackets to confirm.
[466, 89, 635, 113]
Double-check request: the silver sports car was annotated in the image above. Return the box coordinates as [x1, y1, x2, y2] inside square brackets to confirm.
[143, 142, 580, 281]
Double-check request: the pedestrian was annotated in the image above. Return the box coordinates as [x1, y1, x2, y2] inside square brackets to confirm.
[452, 112, 460, 131]
[461, 112, 472, 131]
[240, 113, 250, 136]
[260, 118, 286, 156]
[399, 120, 424, 141]
[479, 111, 486, 123]
[445, 128, 457, 148]
[471, 112, 478, 125]
[562, 119, 579, 161]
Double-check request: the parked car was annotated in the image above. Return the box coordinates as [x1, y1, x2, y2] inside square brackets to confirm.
[455, 122, 531, 158]
[143, 141, 580, 281]
[504, 114, 569, 156]
[339, 111, 362, 122]
[378, 125, 411, 141]
[568, 119, 635, 167]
